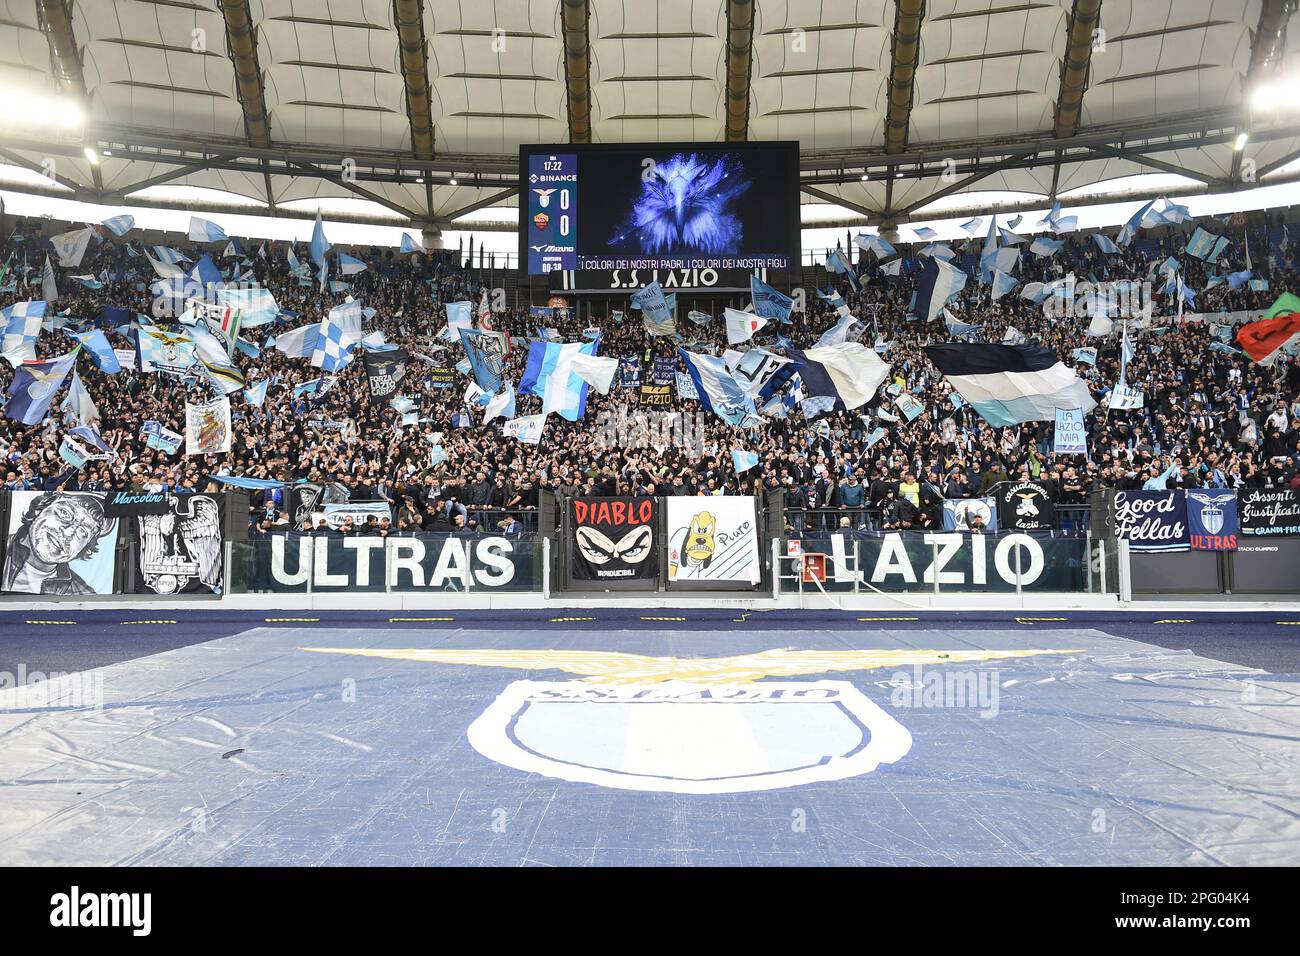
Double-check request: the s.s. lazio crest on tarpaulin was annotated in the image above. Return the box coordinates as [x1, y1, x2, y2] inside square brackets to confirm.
[298, 646, 1079, 794]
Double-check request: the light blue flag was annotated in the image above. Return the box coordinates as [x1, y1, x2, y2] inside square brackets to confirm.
[678, 348, 755, 426]
[188, 216, 227, 243]
[912, 226, 937, 240]
[750, 275, 793, 321]
[2, 299, 46, 356]
[1093, 233, 1120, 254]
[1118, 199, 1155, 246]
[1029, 236, 1064, 256]
[518, 339, 598, 421]
[825, 249, 860, 292]
[310, 212, 330, 267]
[1227, 270, 1253, 290]
[217, 286, 279, 327]
[68, 424, 113, 456]
[1186, 226, 1229, 262]
[209, 474, 284, 491]
[854, 233, 895, 259]
[731, 449, 759, 474]
[243, 379, 268, 406]
[991, 271, 1019, 301]
[457, 327, 506, 393]
[979, 216, 998, 283]
[293, 378, 322, 398]
[287, 246, 303, 274]
[101, 215, 134, 237]
[400, 233, 421, 254]
[69, 328, 121, 373]
[338, 253, 367, 275]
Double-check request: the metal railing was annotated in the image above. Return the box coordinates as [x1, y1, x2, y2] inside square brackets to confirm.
[783, 504, 1091, 535]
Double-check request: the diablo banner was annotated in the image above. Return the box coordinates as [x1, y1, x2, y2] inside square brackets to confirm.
[134, 493, 225, 594]
[995, 481, 1057, 531]
[666, 495, 761, 586]
[237, 534, 539, 592]
[1238, 488, 1300, 536]
[570, 496, 658, 584]
[3, 491, 120, 595]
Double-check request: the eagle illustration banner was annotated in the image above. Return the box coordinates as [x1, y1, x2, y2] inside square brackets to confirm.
[570, 496, 658, 584]
[3, 491, 120, 595]
[665, 495, 760, 586]
[133, 493, 225, 594]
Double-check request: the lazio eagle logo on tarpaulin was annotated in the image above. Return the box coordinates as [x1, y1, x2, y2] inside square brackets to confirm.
[301, 646, 1078, 794]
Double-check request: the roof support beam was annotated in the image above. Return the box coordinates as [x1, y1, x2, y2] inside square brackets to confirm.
[894, 154, 1034, 216]
[561, 0, 593, 143]
[1237, 0, 1294, 180]
[883, 0, 924, 154]
[219, 0, 272, 149]
[287, 161, 426, 221]
[1053, 0, 1103, 139]
[801, 185, 877, 221]
[1084, 145, 1225, 186]
[1254, 145, 1300, 179]
[33, 0, 101, 193]
[723, 0, 756, 142]
[392, 0, 436, 159]
[0, 146, 91, 195]
[436, 186, 519, 225]
[118, 155, 238, 195]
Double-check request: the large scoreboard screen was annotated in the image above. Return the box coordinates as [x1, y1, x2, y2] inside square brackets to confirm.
[519, 141, 800, 283]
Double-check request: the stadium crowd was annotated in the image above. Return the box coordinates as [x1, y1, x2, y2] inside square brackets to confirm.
[1, 206, 1298, 536]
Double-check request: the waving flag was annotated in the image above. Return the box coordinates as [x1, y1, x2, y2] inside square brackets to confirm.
[1029, 236, 1064, 256]
[482, 383, 517, 423]
[569, 353, 619, 394]
[519, 339, 598, 421]
[338, 253, 367, 275]
[1186, 226, 1229, 263]
[725, 307, 768, 345]
[151, 246, 189, 264]
[243, 379, 269, 406]
[789, 342, 891, 411]
[913, 257, 967, 323]
[750, 275, 793, 321]
[50, 226, 94, 267]
[201, 357, 247, 395]
[1117, 200, 1155, 246]
[731, 449, 760, 474]
[999, 227, 1026, 245]
[854, 233, 896, 259]
[1236, 292, 1300, 364]
[678, 349, 756, 426]
[991, 271, 1019, 301]
[69, 328, 121, 373]
[979, 216, 999, 284]
[6, 349, 78, 425]
[2, 300, 46, 365]
[216, 286, 278, 327]
[312, 316, 359, 373]
[923, 343, 1097, 426]
[142, 420, 183, 454]
[912, 226, 938, 240]
[101, 215, 134, 237]
[41, 254, 58, 302]
[815, 308, 860, 348]
[1093, 233, 1120, 254]
[825, 249, 861, 292]
[188, 217, 227, 243]
[632, 281, 674, 334]
[310, 212, 330, 267]
[62, 369, 99, 425]
[400, 233, 421, 253]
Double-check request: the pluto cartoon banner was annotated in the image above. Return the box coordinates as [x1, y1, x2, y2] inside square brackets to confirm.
[570, 497, 658, 584]
[665, 495, 761, 586]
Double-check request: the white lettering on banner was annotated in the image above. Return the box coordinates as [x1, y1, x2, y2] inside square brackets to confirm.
[1113, 493, 1186, 544]
[994, 535, 1045, 585]
[921, 533, 964, 585]
[869, 533, 1044, 586]
[269, 536, 518, 588]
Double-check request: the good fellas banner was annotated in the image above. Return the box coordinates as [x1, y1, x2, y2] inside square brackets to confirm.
[665, 495, 761, 586]
[570, 497, 658, 584]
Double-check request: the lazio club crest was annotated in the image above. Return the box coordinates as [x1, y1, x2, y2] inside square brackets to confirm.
[302, 646, 1077, 794]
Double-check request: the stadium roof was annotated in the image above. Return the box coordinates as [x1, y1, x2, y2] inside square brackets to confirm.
[0, 0, 1297, 235]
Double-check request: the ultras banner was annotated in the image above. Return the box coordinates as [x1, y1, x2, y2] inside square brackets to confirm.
[794, 533, 1088, 593]
[235, 534, 540, 592]
[570, 496, 658, 583]
[2, 491, 120, 595]
[133, 494, 225, 594]
[665, 495, 761, 586]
